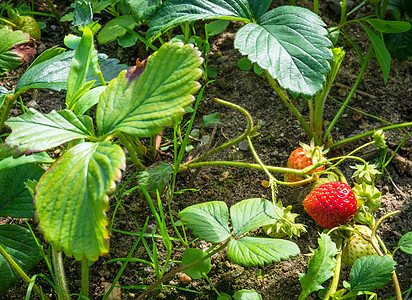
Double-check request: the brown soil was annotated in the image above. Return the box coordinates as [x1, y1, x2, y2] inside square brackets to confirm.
[1, 0, 411, 299]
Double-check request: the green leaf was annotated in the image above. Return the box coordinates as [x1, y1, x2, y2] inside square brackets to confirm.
[0, 29, 29, 74]
[0, 161, 44, 218]
[96, 42, 202, 137]
[207, 20, 230, 36]
[5, 108, 95, 153]
[147, 0, 253, 39]
[298, 233, 337, 300]
[399, 232, 412, 254]
[365, 19, 411, 33]
[249, 0, 271, 20]
[74, 86, 106, 115]
[34, 142, 126, 261]
[117, 31, 138, 47]
[15, 51, 74, 93]
[237, 57, 253, 71]
[350, 255, 396, 292]
[97, 15, 138, 44]
[235, 6, 332, 98]
[227, 237, 299, 267]
[181, 248, 211, 279]
[0, 224, 42, 293]
[217, 293, 232, 300]
[125, 0, 161, 23]
[15, 51, 128, 94]
[178, 201, 231, 243]
[233, 289, 262, 300]
[384, 25, 412, 60]
[0, 152, 52, 168]
[26, 46, 66, 71]
[66, 27, 94, 109]
[361, 24, 391, 83]
[0, 85, 9, 108]
[202, 112, 220, 127]
[72, 1, 93, 28]
[230, 198, 281, 237]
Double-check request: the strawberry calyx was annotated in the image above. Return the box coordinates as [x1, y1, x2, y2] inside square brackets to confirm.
[262, 205, 306, 239]
[350, 162, 381, 184]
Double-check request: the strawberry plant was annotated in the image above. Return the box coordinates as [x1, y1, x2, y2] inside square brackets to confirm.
[0, 0, 410, 298]
[297, 150, 411, 300]
[136, 197, 300, 299]
[0, 26, 203, 298]
[145, 0, 412, 148]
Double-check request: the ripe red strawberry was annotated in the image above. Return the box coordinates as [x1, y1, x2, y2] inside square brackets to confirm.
[285, 142, 326, 187]
[342, 225, 378, 266]
[303, 181, 357, 229]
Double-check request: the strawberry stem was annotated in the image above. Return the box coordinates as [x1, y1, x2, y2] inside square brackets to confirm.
[324, 238, 343, 300]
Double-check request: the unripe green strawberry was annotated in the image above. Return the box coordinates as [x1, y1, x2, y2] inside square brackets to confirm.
[342, 225, 378, 266]
[303, 181, 357, 229]
[19, 16, 41, 40]
[285, 142, 327, 187]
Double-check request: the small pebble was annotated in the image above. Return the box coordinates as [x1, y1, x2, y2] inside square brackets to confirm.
[239, 140, 249, 151]
[180, 273, 192, 285]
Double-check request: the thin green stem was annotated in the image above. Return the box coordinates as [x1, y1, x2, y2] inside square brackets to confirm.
[97, 70, 106, 87]
[182, 160, 306, 176]
[329, 122, 412, 149]
[81, 259, 89, 298]
[313, 83, 333, 146]
[0, 244, 51, 300]
[169, 84, 211, 247]
[247, 136, 290, 222]
[267, 73, 312, 139]
[308, 98, 315, 132]
[117, 133, 145, 171]
[0, 16, 16, 26]
[324, 238, 342, 300]
[136, 240, 230, 300]
[44, 0, 69, 33]
[0, 94, 17, 130]
[247, 136, 279, 184]
[202, 273, 220, 296]
[192, 98, 253, 163]
[324, 47, 373, 144]
[313, 0, 319, 15]
[370, 211, 402, 300]
[340, 0, 347, 26]
[52, 247, 70, 300]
